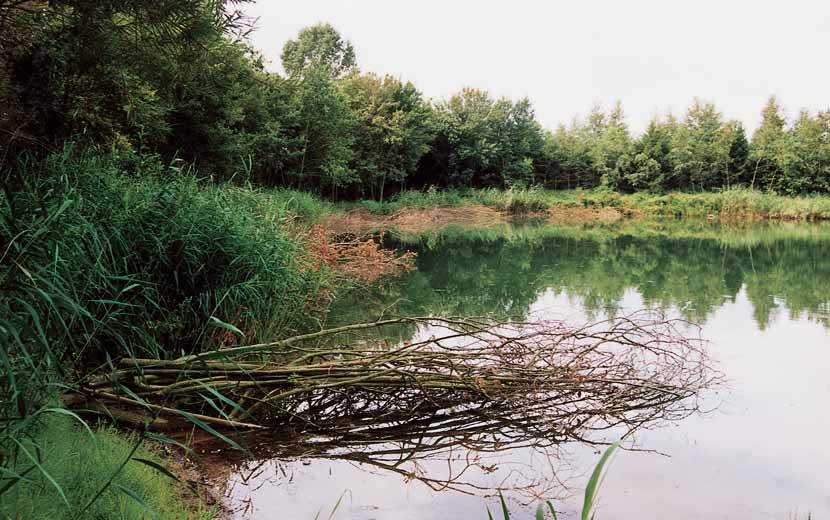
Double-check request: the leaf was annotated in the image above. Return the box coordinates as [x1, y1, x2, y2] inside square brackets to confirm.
[327, 490, 347, 520]
[209, 316, 244, 337]
[145, 432, 196, 459]
[0, 465, 37, 497]
[176, 410, 252, 457]
[114, 483, 162, 520]
[131, 458, 181, 483]
[546, 501, 558, 520]
[194, 381, 246, 417]
[498, 490, 510, 520]
[581, 441, 620, 520]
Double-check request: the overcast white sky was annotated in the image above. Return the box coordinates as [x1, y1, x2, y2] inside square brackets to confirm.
[243, 0, 830, 134]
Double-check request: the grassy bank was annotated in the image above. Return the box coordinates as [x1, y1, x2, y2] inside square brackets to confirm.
[353, 187, 830, 220]
[0, 413, 215, 520]
[1, 149, 339, 519]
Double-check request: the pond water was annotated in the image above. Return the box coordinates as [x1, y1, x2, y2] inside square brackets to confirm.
[215, 220, 830, 519]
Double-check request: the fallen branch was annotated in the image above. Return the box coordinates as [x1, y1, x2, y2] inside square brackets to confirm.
[69, 311, 719, 443]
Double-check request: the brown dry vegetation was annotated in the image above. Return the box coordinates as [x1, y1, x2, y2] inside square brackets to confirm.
[297, 224, 416, 285]
[546, 206, 625, 224]
[324, 206, 506, 234]
[324, 204, 633, 234]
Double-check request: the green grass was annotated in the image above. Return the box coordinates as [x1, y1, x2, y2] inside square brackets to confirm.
[353, 187, 830, 221]
[1, 147, 337, 517]
[387, 215, 830, 250]
[0, 413, 215, 520]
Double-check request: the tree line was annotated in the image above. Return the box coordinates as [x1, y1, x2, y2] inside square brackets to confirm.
[2, 1, 829, 198]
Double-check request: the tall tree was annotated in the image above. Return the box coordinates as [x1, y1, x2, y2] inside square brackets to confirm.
[670, 99, 728, 191]
[287, 66, 355, 194]
[341, 73, 435, 199]
[281, 23, 356, 79]
[625, 115, 676, 192]
[0, 0, 251, 152]
[750, 96, 787, 190]
[724, 120, 749, 188]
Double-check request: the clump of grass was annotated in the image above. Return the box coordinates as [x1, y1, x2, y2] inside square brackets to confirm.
[0, 413, 215, 520]
[356, 187, 473, 215]
[484, 187, 551, 215]
[2, 147, 330, 366]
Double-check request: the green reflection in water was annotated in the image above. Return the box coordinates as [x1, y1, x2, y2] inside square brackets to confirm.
[329, 219, 830, 332]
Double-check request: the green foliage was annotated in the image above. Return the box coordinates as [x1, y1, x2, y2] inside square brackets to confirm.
[284, 66, 356, 193]
[5, 9, 830, 197]
[281, 22, 356, 79]
[341, 72, 436, 200]
[749, 96, 787, 190]
[0, 413, 215, 520]
[1, 147, 335, 517]
[0, 0, 251, 153]
[360, 186, 830, 221]
[423, 88, 545, 188]
[0, 147, 330, 423]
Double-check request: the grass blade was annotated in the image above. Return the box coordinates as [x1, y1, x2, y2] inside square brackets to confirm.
[498, 490, 511, 520]
[581, 442, 620, 520]
[131, 458, 181, 483]
[114, 482, 162, 520]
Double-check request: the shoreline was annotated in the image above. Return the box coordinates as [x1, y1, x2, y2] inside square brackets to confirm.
[322, 188, 830, 236]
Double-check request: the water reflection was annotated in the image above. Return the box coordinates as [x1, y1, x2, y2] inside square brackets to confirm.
[331, 220, 830, 330]
[216, 220, 830, 519]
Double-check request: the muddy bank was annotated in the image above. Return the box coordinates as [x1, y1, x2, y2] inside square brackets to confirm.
[323, 204, 629, 234]
[546, 205, 625, 224]
[324, 205, 505, 234]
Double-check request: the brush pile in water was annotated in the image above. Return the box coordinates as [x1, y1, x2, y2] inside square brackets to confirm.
[67, 311, 718, 438]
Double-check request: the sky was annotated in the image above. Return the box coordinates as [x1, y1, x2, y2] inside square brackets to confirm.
[243, 0, 830, 134]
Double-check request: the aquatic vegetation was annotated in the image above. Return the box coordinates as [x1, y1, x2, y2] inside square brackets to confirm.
[0, 149, 333, 516]
[486, 443, 619, 520]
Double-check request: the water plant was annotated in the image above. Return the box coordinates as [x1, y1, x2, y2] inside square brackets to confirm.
[486, 442, 620, 520]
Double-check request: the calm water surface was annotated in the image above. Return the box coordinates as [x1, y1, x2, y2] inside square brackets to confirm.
[218, 221, 830, 519]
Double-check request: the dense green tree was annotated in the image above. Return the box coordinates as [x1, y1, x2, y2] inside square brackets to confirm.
[539, 123, 594, 189]
[779, 110, 830, 194]
[623, 115, 676, 191]
[422, 89, 545, 188]
[281, 23, 356, 79]
[286, 66, 356, 194]
[725, 120, 750, 188]
[0, 0, 250, 153]
[341, 73, 435, 199]
[590, 102, 634, 189]
[749, 96, 787, 190]
[669, 99, 729, 191]
[4, 8, 830, 198]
